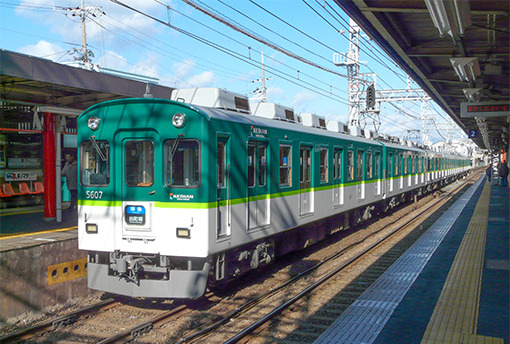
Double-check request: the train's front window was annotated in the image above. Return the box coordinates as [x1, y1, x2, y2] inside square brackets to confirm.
[80, 140, 110, 186]
[165, 139, 200, 187]
[125, 141, 154, 187]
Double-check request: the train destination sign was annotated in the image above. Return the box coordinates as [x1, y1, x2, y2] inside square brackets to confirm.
[461, 101, 510, 118]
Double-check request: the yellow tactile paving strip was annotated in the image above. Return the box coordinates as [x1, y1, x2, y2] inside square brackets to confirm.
[421, 181, 503, 344]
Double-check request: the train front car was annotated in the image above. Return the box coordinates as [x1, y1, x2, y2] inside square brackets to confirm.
[77, 98, 211, 298]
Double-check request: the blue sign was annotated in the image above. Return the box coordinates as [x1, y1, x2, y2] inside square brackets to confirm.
[126, 206, 145, 215]
[468, 130, 478, 138]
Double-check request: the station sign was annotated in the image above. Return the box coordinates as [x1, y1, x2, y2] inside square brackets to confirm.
[4, 171, 38, 181]
[468, 130, 478, 138]
[461, 101, 510, 118]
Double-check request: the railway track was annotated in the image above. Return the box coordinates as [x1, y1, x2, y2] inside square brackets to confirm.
[0, 172, 481, 344]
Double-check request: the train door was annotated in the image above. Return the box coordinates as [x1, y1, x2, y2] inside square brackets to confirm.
[357, 150, 365, 201]
[247, 140, 269, 230]
[120, 132, 159, 236]
[332, 148, 343, 206]
[300, 145, 313, 216]
[217, 136, 231, 238]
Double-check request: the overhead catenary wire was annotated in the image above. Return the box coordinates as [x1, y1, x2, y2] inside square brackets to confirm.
[179, 0, 357, 81]
[109, 0, 350, 105]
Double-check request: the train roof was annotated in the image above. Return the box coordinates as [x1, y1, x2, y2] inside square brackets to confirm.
[80, 97, 468, 159]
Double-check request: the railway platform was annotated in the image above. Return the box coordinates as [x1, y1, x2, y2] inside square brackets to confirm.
[313, 176, 509, 344]
[0, 206, 88, 323]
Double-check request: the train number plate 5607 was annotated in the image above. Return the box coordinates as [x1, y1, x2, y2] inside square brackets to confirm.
[125, 206, 146, 225]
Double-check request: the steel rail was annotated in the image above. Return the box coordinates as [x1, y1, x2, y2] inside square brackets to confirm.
[221, 172, 482, 343]
[0, 299, 117, 344]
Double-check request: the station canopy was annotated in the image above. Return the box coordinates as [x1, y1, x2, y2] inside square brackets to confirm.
[1, 49, 174, 115]
[336, 0, 509, 151]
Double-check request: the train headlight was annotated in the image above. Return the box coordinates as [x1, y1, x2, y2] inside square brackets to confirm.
[88, 116, 100, 130]
[172, 113, 186, 128]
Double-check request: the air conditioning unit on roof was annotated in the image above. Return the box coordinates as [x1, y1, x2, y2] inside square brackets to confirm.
[171, 87, 250, 113]
[300, 113, 327, 129]
[326, 120, 349, 134]
[250, 102, 297, 122]
[349, 125, 362, 137]
[364, 130, 376, 139]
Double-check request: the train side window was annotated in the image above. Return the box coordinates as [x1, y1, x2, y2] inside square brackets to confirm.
[334, 148, 342, 180]
[165, 139, 200, 187]
[388, 153, 393, 177]
[300, 146, 312, 183]
[357, 151, 364, 181]
[279, 144, 291, 187]
[258, 145, 266, 187]
[347, 150, 354, 180]
[375, 152, 380, 179]
[248, 144, 255, 187]
[366, 152, 373, 179]
[217, 141, 226, 188]
[320, 147, 328, 183]
[125, 140, 154, 187]
[80, 140, 110, 186]
[394, 154, 399, 176]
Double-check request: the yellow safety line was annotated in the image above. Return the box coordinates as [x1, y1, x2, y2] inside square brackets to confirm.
[0, 209, 43, 217]
[421, 181, 503, 344]
[0, 226, 77, 240]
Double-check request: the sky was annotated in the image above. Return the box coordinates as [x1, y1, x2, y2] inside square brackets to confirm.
[0, 0, 466, 144]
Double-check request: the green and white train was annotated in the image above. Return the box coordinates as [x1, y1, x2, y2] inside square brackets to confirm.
[77, 87, 471, 298]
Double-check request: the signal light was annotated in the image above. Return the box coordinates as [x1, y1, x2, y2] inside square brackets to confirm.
[366, 84, 376, 109]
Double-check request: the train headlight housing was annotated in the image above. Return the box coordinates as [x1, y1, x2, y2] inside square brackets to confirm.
[172, 113, 186, 128]
[86, 223, 98, 234]
[88, 116, 100, 130]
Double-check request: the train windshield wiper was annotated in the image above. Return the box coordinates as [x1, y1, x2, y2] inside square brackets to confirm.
[90, 135, 107, 162]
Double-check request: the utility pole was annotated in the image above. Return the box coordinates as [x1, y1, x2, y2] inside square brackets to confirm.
[252, 49, 272, 102]
[63, 1, 104, 69]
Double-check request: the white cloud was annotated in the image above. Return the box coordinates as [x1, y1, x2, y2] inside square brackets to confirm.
[266, 87, 286, 104]
[172, 59, 195, 81]
[96, 50, 128, 70]
[292, 91, 319, 111]
[186, 71, 215, 87]
[18, 41, 65, 60]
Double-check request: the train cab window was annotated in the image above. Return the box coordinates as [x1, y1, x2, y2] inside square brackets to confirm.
[320, 147, 328, 183]
[347, 150, 354, 180]
[366, 152, 373, 179]
[125, 141, 154, 187]
[165, 139, 200, 187]
[80, 140, 110, 186]
[279, 144, 292, 186]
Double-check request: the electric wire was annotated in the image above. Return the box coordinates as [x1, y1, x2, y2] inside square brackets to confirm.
[154, 0, 346, 95]
[110, 0, 349, 105]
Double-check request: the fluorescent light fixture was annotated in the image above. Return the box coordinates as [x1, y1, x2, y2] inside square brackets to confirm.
[450, 57, 480, 82]
[424, 0, 471, 37]
[463, 88, 482, 102]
